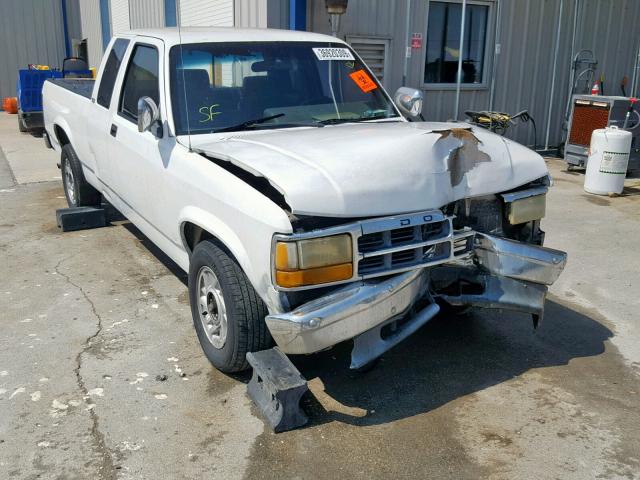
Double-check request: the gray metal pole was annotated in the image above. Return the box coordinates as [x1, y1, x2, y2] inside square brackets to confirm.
[488, 0, 503, 111]
[454, 0, 467, 120]
[563, 0, 579, 130]
[402, 0, 412, 86]
[631, 41, 640, 98]
[566, 0, 579, 102]
[544, 0, 564, 150]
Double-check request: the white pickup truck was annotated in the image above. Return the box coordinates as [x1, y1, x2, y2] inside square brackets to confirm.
[43, 27, 566, 373]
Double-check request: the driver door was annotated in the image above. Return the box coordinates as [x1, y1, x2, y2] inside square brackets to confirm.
[106, 37, 167, 233]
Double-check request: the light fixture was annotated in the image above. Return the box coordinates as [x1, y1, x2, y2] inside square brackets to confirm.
[325, 0, 348, 15]
[325, 0, 348, 37]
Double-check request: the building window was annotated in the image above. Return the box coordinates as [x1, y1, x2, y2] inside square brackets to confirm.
[424, 1, 489, 85]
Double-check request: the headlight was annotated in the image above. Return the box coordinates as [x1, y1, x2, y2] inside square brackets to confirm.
[503, 190, 547, 225]
[274, 234, 353, 288]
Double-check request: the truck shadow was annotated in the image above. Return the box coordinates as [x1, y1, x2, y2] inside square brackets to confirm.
[289, 300, 612, 427]
[121, 221, 188, 284]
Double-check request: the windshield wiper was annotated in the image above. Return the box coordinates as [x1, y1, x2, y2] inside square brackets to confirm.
[214, 113, 286, 133]
[315, 113, 397, 125]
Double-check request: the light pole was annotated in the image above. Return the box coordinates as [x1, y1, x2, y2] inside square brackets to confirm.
[453, 0, 467, 121]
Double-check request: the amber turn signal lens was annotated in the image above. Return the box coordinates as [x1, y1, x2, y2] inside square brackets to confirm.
[275, 242, 299, 271]
[275, 263, 353, 288]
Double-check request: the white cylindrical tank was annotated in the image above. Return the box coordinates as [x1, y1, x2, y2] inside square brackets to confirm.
[584, 126, 632, 195]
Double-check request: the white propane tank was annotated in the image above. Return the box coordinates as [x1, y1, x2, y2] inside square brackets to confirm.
[584, 126, 632, 195]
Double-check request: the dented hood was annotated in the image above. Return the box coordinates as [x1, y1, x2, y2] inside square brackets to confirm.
[191, 121, 548, 217]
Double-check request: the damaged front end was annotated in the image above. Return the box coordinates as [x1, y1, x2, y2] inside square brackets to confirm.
[267, 186, 567, 369]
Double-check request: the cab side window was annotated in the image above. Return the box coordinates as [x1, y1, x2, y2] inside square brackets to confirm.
[119, 44, 160, 122]
[96, 38, 129, 108]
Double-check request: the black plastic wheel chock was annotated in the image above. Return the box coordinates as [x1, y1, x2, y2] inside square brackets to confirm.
[246, 347, 308, 433]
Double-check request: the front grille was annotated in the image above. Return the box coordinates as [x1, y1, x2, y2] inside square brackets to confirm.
[356, 211, 473, 277]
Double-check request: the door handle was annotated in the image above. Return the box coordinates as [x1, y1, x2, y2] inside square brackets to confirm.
[110, 124, 118, 137]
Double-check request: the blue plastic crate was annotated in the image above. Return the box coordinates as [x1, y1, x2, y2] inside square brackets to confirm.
[16, 69, 63, 112]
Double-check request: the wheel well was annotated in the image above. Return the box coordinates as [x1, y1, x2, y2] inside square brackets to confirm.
[54, 125, 70, 146]
[182, 222, 215, 255]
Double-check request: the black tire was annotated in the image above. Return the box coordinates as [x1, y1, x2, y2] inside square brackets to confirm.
[61, 144, 101, 207]
[189, 240, 272, 373]
[437, 301, 473, 317]
[18, 114, 27, 133]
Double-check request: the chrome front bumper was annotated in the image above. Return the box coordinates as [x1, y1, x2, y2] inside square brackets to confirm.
[267, 268, 430, 355]
[266, 233, 567, 366]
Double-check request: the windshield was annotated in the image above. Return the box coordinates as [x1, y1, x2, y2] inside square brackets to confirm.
[169, 42, 399, 135]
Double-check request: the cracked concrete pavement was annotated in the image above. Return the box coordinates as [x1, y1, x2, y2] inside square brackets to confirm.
[1, 112, 640, 479]
[54, 255, 117, 478]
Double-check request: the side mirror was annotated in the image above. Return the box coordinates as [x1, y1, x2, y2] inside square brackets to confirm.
[137, 96, 160, 133]
[393, 87, 424, 120]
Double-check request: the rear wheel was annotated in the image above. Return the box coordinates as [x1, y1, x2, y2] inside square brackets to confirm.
[61, 144, 101, 207]
[188, 240, 272, 373]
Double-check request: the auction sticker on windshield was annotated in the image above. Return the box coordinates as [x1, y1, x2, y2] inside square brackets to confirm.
[349, 69, 378, 93]
[313, 47, 355, 61]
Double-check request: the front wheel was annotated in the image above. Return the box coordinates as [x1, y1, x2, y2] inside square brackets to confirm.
[61, 144, 101, 208]
[188, 240, 272, 373]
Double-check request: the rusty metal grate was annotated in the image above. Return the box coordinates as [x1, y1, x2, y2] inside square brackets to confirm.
[569, 103, 610, 147]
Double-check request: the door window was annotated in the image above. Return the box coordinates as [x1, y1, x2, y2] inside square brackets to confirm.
[119, 44, 160, 122]
[96, 38, 129, 108]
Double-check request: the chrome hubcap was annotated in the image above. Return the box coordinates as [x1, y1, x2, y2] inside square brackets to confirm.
[197, 266, 227, 349]
[63, 161, 76, 205]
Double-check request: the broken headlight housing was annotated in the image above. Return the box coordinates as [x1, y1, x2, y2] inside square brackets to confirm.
[501, 186, 547, 225]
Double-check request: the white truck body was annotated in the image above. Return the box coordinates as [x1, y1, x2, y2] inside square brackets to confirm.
[43, 27, 566, 370]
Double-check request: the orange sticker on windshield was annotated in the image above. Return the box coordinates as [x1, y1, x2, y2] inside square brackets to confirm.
[349, 69, 378, 93]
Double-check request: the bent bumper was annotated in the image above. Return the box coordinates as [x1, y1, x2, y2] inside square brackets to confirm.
[266, 269, 430, 355]
[266, 233, 567, 362]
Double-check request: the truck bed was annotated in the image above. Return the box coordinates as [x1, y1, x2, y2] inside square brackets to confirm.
[43, 77, 96, 174]
[48, 78, 95, 99]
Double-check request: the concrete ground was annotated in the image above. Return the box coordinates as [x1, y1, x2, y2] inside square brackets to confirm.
[0, 111, 639, 480]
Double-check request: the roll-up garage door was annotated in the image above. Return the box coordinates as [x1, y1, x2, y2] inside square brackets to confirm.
[110, 0, 131, 34]
[179, 0, 234, 27]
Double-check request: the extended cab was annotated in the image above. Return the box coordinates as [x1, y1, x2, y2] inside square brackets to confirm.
[43, 27, 566, 372]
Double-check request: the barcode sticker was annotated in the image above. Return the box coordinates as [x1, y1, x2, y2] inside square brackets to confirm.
[312, 48, 355, 61]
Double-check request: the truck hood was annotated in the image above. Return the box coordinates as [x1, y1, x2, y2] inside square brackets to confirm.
[191, 121, 548, 217]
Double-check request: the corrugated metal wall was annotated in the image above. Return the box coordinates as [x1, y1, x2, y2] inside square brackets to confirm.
[65, 0, 83, 44]
[80, 0, 104, 69]
[309, 0, 409, 108]
[0, 0, 68, 102]
[311, 0, 640, 147]
[129, 0, 165, 28]
[17, 0, 634, 146]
